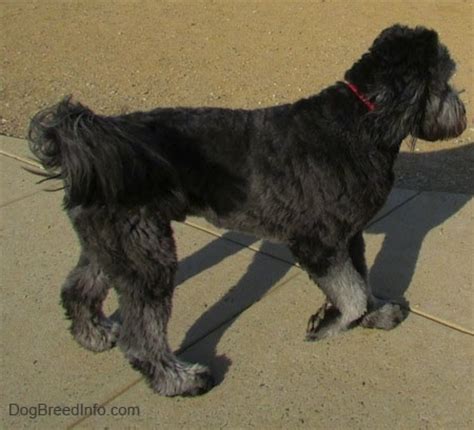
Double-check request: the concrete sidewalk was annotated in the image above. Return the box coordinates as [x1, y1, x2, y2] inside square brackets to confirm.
[1, 135, 472, 429]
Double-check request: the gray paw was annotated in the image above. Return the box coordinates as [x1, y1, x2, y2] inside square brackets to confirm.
[305, 303, 342, 341]
[179, 365, 215, 397]
[360, 302, 408, 330]
[152, 362, 215, 397]
[71, 318, 121, 352]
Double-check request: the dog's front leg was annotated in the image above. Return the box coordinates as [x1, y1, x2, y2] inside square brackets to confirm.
[291, 243, 369, 341]
[292, 233, 408, 340]
[349, 232, 409, 331]
[306, 258, 369, 340]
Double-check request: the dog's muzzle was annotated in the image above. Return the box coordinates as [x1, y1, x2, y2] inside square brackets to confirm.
[417, 89, 467, 141]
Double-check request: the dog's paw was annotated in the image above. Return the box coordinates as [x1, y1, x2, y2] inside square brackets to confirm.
[178, 365, 215, 397]
[306, 301, 330, 337]
[360, 302, 408, 330]
[153, 362, 215, 397]
[71, 318, 121, 352]
[305, 303, 342, 341]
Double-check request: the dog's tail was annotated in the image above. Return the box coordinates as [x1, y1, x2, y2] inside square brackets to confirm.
[28, 96, 186, 212]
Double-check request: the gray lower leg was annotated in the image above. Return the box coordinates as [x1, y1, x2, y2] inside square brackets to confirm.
[306, 259, 369, 341]
[116, 279, 213, 396]
[349, 232, 409, 330]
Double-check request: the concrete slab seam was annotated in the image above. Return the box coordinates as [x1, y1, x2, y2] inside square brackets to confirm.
[366, 190, 422, 228]
[66, 377, 142, 430]
[409, 307, 474, 336]
[183, 219, 298, 267]
[0, 148, 44, 170]
[0, 191, 42, 209]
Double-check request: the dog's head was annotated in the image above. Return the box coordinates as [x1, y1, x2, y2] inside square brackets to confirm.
[345, 25, 466, 142]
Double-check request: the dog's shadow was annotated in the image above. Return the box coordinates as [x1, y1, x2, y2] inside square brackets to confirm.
[175, 234, 292, 384]
[176, 143, 472, 386]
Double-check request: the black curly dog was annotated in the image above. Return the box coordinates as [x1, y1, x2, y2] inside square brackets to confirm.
[29, 25, 466, 396]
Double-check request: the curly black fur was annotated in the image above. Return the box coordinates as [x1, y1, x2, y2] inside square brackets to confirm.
[28, 24, 466, 396]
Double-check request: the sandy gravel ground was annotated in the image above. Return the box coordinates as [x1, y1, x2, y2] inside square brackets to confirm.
[1, 0, 473, 193]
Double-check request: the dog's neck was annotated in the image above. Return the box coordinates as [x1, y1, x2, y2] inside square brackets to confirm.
[344, 82, 376, 111]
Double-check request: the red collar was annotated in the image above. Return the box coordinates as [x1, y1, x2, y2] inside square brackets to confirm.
[344, 82, 375, 111]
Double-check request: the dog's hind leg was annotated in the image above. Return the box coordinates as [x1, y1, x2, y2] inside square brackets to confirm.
[101, 207, 214, 397]
[61, 253, 119, 352]
[348, 232, 408, 330]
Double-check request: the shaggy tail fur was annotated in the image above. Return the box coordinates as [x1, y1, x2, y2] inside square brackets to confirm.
[28, 97, 185, 212]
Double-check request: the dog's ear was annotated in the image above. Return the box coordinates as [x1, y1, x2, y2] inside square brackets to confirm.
[371, 25, 439, 70]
